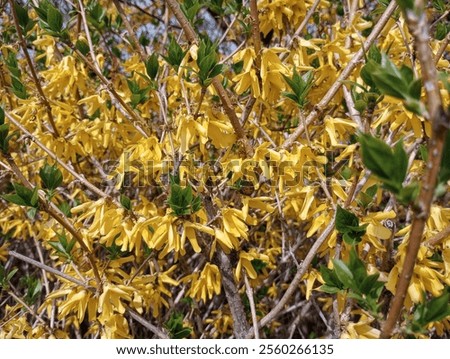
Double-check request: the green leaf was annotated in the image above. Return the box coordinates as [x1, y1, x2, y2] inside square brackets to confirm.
[360, 273, 382, 294]
[196, 38, 222, 87]
[32, 0, 50, 22]
[49, 230, 76, 260]
[2, 193, 27, 206]
[27, 207, 38, 219]
[319, 284, 342, 294]
[10, 77, 28, 99]
[0, 123, 11, 154]
[348, 248, 368, 286]
[58, 201, 72, 217]
[336, 205, 359, 232]
[30, 186, 39, 207]
[397, 181, 420, 205]
[251, 259, 267, 273]
[422, 291, 450, 324]
[13, 2, 30, 30]
[3, 183, 39, 208]
[39, 163, 63, 191]
[283, 69, 314, 108]
[435, 23, 450, 41]
[180, 0, 203, 23]
[162, 36, 186, 71]
[367, 45, 382, 63]
[358, 133, 409, 194]
[393, 139, 408, 185]
[332, 259, 356, 290]
[120, 194, 132, 210]
[335, 206, 366, 244]
[432, 0, 446, 12]
[412, 290, 450, 331]
[75, 39, 90, 56]
[46, 3, 63, 33]
[396, 0, 415, 11]
[21, 276, 42, 305]
[232, 60, 244, 74]
[145, 53, 159, 80]
[6, 267, 18, 282]
[164, 312, 192, 339]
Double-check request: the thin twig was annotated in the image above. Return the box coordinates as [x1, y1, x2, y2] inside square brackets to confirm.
[9, 250, 93, 290]
[280, 0, 321, 61]
[164, 0, 253, 157]
[8, 289, 49, 328]
[4, 110, 113, 202]
[74, 0, 150, 137]
[249, 0, 262, 70]
[33, 238, 50, 296]
[203, 195, 249, 338]
[246, 219, 335, 338]
[425, 224, 450, 247]
[434, 32, 450, 65]
[244, 274, 259, 339]
[342, 86, 364, 131]
[127, 309, 169, 339]
[381, 0, 448, 338]
[4, 154, 102, 288]
[112, 0, 146, 61]
[282, 1, 398, 150]
[8, 0, 59, 137]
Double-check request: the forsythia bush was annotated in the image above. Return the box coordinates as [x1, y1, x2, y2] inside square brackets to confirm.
[0, 0, 449, 339]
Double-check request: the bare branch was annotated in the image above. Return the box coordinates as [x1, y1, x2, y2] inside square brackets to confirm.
[282, 1, 398, 150]
[381, 0, 448, 338]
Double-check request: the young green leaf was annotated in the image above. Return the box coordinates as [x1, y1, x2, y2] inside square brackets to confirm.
[75, 39, 90, 56]
[13, 2, 30, 30]
[162, 36, 186, 71]
[331, 259, 356, 291]
[411, 289, 450, 333]
[120, 194, 132, 211]
[39, 163, 63, 191]
[46, 3, 63, 33]
[335, 206, 367, 245]
[145, 53, 160, 80]
[164, 312, 192, 339]
[283, 69, 314, 108]
[358, 134, 409, 194]
[336, 205, 359, 232]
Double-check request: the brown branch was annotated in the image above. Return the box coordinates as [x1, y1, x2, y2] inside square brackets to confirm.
[425, 224, 450, 247]
[74, 0, 151, 138]
[281, 0, 321, 60]
[3, 153, 102, 289]
[249, 0, 262, 70]
[203, 196, 249, 338]
[4, 110, 113, 201]
[244, 274, 259, 339]
[9, 250, 93, 290]
[164, 0, 253, 157]
[112, 0, 146, 61]
[217, 249, 249, 338]
[127, 309, 169, 339]
[8, 289, 50, 329]
[8, 0, 59, 137]
[434, 32, 449, 65]
[381, 0, 448, 339]
[245, 219, 335, 338]
[245, 171, 368, 338]
[282, 1, 398, 150]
